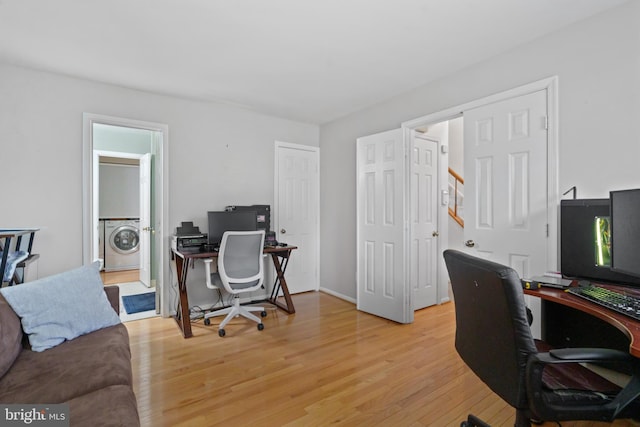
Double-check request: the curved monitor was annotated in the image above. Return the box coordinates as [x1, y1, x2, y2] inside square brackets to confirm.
[610, 189, 640, 279]
[560, 198, 640, 287]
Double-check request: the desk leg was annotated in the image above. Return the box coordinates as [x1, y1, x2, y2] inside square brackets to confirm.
[267, 250, 296, 314]
[0, 237, 10, 286]
[173, 255, 193, 338]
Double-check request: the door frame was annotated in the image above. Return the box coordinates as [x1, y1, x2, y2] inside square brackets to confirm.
[273, 141, 320, 293]
[402, 76, 560, 273]
[82, 113, 170, 316]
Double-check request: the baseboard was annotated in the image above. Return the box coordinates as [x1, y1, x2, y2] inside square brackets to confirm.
[319, 287, 356, 304]
[320, 288, 450, 308]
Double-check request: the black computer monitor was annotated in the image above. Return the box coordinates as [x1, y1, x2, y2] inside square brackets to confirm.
[207, 211, 258, 248]
[560, 199, 640, 287]
[610, 188, 640, 279]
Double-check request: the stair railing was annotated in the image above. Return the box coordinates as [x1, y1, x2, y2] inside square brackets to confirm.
[448, 168, 464, 227]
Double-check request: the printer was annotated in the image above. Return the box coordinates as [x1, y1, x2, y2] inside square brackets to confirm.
[171, 222, 207, 253]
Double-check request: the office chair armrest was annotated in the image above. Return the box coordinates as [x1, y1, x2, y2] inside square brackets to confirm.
[526, 349, 640, 422]
[204, 258, 218, 290]
[548, 347, 633, 362]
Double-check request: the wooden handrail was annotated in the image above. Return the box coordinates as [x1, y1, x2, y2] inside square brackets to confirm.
[448, 168, 464, 227]
[448, 208, 464, 227]
[448, 167, 464, 184]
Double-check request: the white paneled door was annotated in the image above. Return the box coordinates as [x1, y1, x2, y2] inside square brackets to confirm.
[463, 89, 548, 279]
[139, 153, 152, 287]
[275, 142, 319, 294]
[356, 129, 413, 324]
[411, 135, 438, 310]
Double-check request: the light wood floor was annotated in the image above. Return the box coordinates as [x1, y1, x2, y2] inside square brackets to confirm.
[125, 292, 639, 427]
[101, 269, 139, 285]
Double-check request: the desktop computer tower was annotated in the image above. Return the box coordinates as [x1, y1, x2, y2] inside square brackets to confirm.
[225, 205, 271, 232]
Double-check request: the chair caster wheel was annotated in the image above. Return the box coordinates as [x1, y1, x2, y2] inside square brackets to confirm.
[204, 318, 210, 326]
[257, 323, 264, 331]
[261, 311, 267, 317]
[218, 329, 226, 337]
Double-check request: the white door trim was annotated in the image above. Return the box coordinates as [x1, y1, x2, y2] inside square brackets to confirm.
[82, 113, 169, 316]
[402, 76, 559, 272]
[273, 141, 320, 292]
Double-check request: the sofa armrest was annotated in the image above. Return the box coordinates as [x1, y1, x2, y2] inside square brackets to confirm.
[103, 285, 120, 314]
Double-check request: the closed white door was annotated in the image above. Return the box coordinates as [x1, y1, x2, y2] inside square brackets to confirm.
[356, 129, 412, 324]
[139, 153, 152, 287]
[411, 135, 438, 310]
[275, 142, 319, 294]
[463, 89, 548, 280]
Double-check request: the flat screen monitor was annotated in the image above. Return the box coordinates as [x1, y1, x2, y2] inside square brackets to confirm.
[228, 205, 271, 232]
[610, 189, 640, 278]
[561, 199, 640, 287]
[207, 211, 258, 248]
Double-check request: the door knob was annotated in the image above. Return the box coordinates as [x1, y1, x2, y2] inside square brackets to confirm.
[465, 240, 475, 248]
[432, 231, 439, 237]
[280, 229, 286, 234]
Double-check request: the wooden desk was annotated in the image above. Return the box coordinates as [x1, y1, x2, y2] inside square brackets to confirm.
[0, 228, 39, 285]
[171, 245, 297, 338]
[525, 283, 640, 358]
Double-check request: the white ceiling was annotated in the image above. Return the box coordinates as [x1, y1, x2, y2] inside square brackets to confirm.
[0, 0, 628, 124]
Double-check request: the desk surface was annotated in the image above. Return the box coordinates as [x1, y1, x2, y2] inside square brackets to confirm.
[173, 245, 298, 259]
[0, 228, 40, 239]
[525, 282, 640, 357]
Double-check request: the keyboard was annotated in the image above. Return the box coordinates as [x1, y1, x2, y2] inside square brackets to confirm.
[566, 286, 640, 321]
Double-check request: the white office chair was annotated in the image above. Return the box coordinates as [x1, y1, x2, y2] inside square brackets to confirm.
[203, 230, 267, 337]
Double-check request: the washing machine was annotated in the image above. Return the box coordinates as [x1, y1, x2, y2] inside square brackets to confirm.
[104, 219, 140, 272]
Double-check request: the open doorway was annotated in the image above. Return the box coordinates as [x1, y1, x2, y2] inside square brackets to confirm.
[403, 77, 559, 337]
[97, 151, 143, 284]
[416, 116, 465, 254]
[82, 114, 169, 322]
[355, 126, 450, 323]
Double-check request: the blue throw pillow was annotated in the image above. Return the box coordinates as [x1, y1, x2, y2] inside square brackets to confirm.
[0, 262, 121, 352]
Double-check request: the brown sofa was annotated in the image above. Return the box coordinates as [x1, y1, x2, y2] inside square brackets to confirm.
[0, 286, 139, 427]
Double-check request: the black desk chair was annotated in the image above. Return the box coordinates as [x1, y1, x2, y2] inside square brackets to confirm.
[443, 249, 640, 426]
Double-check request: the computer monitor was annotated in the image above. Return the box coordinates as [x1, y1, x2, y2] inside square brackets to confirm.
[560, 199, 640, 287]
[207, 211, 258, 248]
[610, 188, 640, 279]
[226, 205, 271, 232]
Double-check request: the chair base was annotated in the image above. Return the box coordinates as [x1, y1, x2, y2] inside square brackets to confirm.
[461, 414, 492, 427]
[461, 412, 532, 427]
[203, 296, 265, 336]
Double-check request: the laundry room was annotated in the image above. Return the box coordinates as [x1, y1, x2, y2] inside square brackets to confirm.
[99, 158, 140, 277]
[93, 123, 157, 322]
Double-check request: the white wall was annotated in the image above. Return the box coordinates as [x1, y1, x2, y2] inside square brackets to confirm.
[447, 117, 464, 178]
[319, 1, 640, 300]
[99, 163, 140, 219]
[0, 64, 319, 280]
